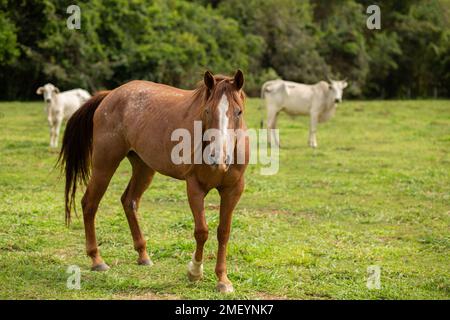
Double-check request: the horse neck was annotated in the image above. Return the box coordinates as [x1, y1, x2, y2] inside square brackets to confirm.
[181, 89, 207, 128]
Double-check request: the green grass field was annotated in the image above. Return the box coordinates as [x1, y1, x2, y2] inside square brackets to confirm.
[0, 99, 449, 300]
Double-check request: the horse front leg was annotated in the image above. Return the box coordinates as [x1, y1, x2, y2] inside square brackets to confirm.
[186, 178, 208, 281]
[216, 178, 244, 293]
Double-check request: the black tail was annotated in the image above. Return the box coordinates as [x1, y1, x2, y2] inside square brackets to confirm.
[57, 91, 110, 225]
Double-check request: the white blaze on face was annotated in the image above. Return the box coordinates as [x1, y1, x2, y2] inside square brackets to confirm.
[205, 93, 234, 167]
[217, 94, 230, 162]
[218, 94, 229, 140]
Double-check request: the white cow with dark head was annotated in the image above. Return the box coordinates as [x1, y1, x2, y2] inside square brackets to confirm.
[261, 78, 348, 148]
[36, 83, 91, 148]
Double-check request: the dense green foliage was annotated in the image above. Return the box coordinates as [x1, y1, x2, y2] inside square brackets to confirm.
[0, 0, 449, 99]
[0, 99, 449, 299]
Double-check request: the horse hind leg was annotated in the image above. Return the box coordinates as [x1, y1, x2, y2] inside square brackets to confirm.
[82, 141, 127, 271]
[121, 152, 155, 266]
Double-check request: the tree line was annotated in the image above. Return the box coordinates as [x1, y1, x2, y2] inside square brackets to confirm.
[0, 0, 449, 100]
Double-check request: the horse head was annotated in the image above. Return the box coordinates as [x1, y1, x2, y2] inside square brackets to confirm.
[200, 70, 245, 171]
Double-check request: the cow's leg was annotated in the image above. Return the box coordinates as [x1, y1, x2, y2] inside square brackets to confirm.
[267, 106, 280, 147]
[186, 178, 208, 281]
[309, 112, 319, 148]
[50, 127, 55, 148]
[121, 152, 155, 266]
[215, 178, 244, 293]
[48, 116, 55, 148]
[53, 117, 63, 148]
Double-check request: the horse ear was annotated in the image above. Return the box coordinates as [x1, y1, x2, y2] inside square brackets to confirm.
[36, 87, 44, 95]
[204, 71, 215, 91]
[234, 69, 244, 90]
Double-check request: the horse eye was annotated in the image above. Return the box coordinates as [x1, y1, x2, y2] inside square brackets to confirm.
[235, 109, 242, 117]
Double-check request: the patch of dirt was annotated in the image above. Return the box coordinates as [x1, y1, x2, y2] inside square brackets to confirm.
[335, 147, 355, 151]
[255, 292, 289, 300]
[269, 209, 315, 220]
[113, 292, 180, 300]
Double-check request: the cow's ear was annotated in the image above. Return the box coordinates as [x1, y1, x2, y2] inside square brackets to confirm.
[342, 81, 348, 89]
[53, 87, 60, 94]
[234, 69, 244, 90]
[204, 71, 215, 91]
[36, 87, 44, 95]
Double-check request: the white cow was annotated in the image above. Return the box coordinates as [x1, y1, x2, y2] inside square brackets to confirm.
[261, 78, 348, 148]
[36, 83, 91, 148]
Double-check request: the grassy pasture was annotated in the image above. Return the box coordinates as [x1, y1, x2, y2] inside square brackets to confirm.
[0, 99, 449, 300]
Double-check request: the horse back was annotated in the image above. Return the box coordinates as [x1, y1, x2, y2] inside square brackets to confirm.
[92, 80, 194, 178]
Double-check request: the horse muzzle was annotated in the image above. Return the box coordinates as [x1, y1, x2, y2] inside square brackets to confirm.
[207, 154, 231, 172]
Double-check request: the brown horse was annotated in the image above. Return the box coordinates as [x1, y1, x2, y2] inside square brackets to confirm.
[58, 70, 249, 293]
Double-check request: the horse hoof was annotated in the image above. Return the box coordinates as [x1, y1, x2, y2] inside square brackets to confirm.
[187, 270, 203, 282]
[216, 282, 234, 293]
[91, 263, 110, 271]
[138, 258, 153, 266]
